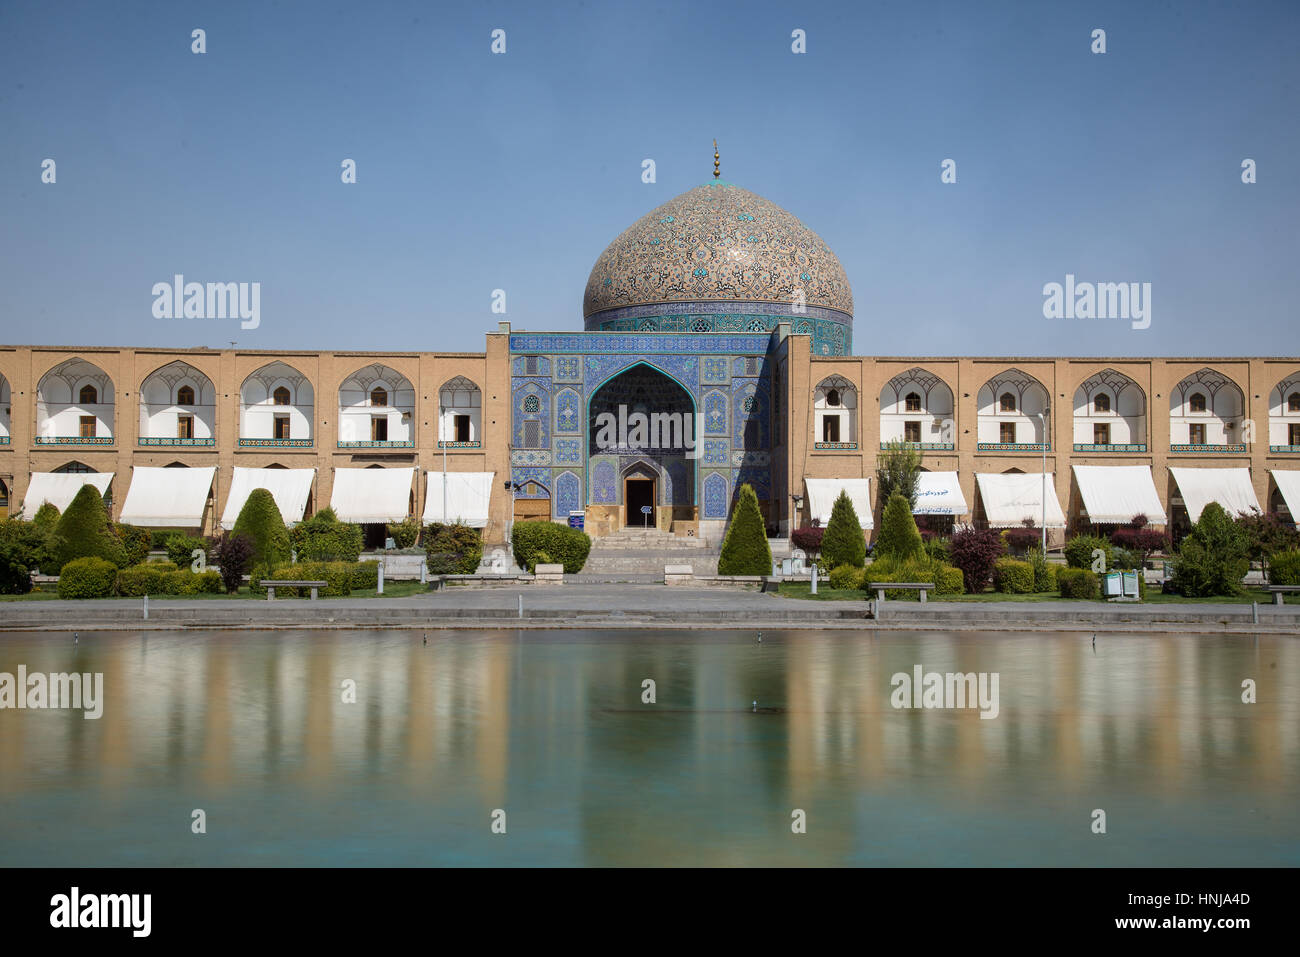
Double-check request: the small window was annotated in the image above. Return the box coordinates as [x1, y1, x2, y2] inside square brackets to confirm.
[523, 420, 541, 448]
[525, 356, 540, 375]
[1093, 394, 1110, 414]
[1000, 422, 1017, 444]
[745, 357, 761, 376]
[177, 415, 194, 439]
[79, 385, 98, 405]
[273, 387, 291, 406]
[822, 416, 840, 443]
[274, 415, 291, 440]
[1094, 423, 1110, 445]
[55, 462, 93, 473]
[826, 389, 840, 408]
[905, 392, 921, 412]
[1189, 392, 1206, 413]
[1189, 423, 1206, 445]
[177, 385, 195, 406]
[79, 415, 97, 438]
[370, 387, 388, 407]
[904, 421, 921, 443]
[371, 417, 388, 441]
[523, 394, 540, 413]
[1290, 423, 1300, 446]
[1289, 393, 1300, 413]
[454, 415, 471, 443]
[999, 392, 1016, 413]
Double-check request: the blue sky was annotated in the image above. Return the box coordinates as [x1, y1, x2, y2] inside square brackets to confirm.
[1, 0, 1296, 356]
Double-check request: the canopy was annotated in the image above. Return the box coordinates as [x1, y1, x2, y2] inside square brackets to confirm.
[423, 471, 494, 527]
[1072, 465, 1168, 525]
[22, 471, 115, 516]
[975, 472, 1067, 528]
[1270, 470, 1300, 522]
[912, 471, 968, 516]
[1169, 467, 1261, 523]
[220, 467, 316, 530]
[805, 478, 873, 529]
[118, 466, 216, 527]
[330, 467, 414, 524]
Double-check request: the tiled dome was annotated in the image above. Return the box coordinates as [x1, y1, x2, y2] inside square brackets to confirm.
[583, 182, 854, 323]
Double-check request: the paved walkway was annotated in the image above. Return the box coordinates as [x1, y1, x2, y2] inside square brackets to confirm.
[3, 583, 1297, 634]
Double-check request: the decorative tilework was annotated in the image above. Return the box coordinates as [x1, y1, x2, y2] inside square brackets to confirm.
[1170, 444, 1247, 453]
[554, 470, 581, 517]
[702, 356, 729, 383]
[555, 438, 582, 464]
[1072, 443, 1147, 453]
[731, 450, 770, 468]
[702, 439, 728, 465]
[976, 443, 1051, 452]
[817, 442, 861, 451]
[437, 440, 482, 449]
[139, 437, 216, 447]
[35, 436, 115, 445]
[512, 356, 552, 376]
[510, 333, 770, 355]
[732, 380, 768, 449]
[237, 438, 313, 448]
[555, 357, 582, 381]
[1269, 445, 1300, 453]
[584, 354, 699, 397]
[592, 461, 617, 504]
[876, 442, 949, 451]
[555, 389, 581, 433]
[703, 471, 729, 519]
[338, 440, 414, 449]
[511, 467, 550, 498]
[512, 378, 550, 449]
[735, 467, 771, 500]
[512, 449, 551, 466]
[704, 390, 728, 435]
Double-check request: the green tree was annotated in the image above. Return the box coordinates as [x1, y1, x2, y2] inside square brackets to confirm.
[290, 507, 363, 562]
[876, 439, 922, 508]
[232, 488, 290, 573]
[1166, 502, 1250, 597]
[820, 489, 866, 569]
[874, 491, 924, 561]
[717, 483, 772, 575]
[53, 484, 125, 572]
[32, 502, 61, 531]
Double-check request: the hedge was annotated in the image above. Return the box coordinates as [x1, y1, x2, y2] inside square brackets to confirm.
[165, 534, 209, 568]
[827, 564, 860, 590]
[256, 561, 355, 597]
[291, 507, 364, 563]
[425, 523, 485, 575]
[1057, 568, 1100, 599]
[1064, 534, 1113, 571]
[116, 565, 220, 596]
[386, 516, 420, 549]
[511, 521, 590, 574]
[863, 556, 964, 599]
[351, 560, 380, 590]
[992, 558, 1035, 594]
[1269, 550, 1300, 586]
[57, 556, 118, 599]
[54, 484, 125, 572]
[717, 483, 772, 575]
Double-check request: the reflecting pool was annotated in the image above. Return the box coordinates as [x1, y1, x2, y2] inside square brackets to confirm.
[0, 629, 1296, 866]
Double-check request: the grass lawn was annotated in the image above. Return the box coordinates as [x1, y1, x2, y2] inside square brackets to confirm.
[776, 581, 1297, 604]
[1, 580, 431, 601]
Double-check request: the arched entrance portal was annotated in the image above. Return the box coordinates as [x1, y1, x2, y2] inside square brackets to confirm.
[588, 364, 697, 533]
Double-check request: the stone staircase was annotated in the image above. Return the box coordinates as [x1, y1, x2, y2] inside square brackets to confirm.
[580, 528, 718, 578]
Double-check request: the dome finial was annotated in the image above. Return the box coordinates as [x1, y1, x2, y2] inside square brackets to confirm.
[713, 139, 720, 179]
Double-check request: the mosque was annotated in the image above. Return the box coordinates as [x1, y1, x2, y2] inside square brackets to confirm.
[2, 151, 1298, 556]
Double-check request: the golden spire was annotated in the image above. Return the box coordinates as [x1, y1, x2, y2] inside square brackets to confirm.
[713, 139, 720, 179]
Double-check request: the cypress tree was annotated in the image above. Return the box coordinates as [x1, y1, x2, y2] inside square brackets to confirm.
[232, 488, 290, 573]
[53, 484, 124, 572]
[874, 491, 923, 561]
[820, 489, 866, 568]
[717, 483, 772, 575]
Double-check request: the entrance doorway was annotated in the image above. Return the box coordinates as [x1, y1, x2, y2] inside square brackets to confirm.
[626, 478, 655, 527]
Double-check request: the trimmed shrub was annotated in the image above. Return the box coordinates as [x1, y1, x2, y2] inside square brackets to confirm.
[1064, 534, 1113, 571]
[233, 488, 290, 572]
[935, 563, 965, 594]
[114, 524, 154, 567]
[54, 484, 125, 572]
[115, 563, 171, 596]
[211, 532, 254, 594]
[1057, 567, 1100, 599]
[164, 534, 209, 568]
[426, 523, 487, 574]
[162, 569, 203, 595]
[350, 560, 380, 590]
[57, 556, 118, 599]
[827, 564, 860, 590]
[948, 527, 1006, 594]
[386, 516, 420, 549]
[193, 569, 223, 593]
[874, 491, 923, 562]
[993, 558, 1035, 594]
[717, 483, 772, 575]
[820, 489, 865, 569]
[1165, 502, 1249, 598]
[260, 562, 352, 597]
[32, 502, 61, 530]
[865, 555, 955, 600]
[1269, 550, 1300, 586]
[291, 507, 364, 563]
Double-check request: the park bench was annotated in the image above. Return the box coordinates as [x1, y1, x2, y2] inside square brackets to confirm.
[261, 579, 328, 600]
[1264, 584, 1300, 606]
[867, 581, 934, 603]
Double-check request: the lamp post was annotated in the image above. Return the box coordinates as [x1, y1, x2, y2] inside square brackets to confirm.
[1037, 409, 1049, 554]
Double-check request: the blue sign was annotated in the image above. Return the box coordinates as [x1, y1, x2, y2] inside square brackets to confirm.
[640, 506, 652, 514]
[568, 511, 584, 530]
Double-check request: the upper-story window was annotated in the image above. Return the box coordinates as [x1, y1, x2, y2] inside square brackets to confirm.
[1290, 392, 1300, 413]
[905, 392, 921, 412]
[273, 386, 291, 406]
[79, 385, 98, 405]
[1093, 394, 1110, 414]
[177, 385, 195, 406]
[999, 392, 1016, 413]
[1189, 392, 1207, 413]
[370, 387, 387, 407]
[826, 389, 840, 408]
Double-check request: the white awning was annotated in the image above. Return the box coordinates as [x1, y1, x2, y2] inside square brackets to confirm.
[119, 466, 216, 527]
[220, 467, 316, 530]
[423, 471, 494, 527]
[1270, 470, 1300, 520]
[975, 472, 1067, 528]
[22, 472, 114, 516]
[805, 478, 873, 529]
[331, 467, 414, 524]
[1169, 467, 1261, 523]
[1072, 465, 1168, 525]
[913, 471, 968, 516]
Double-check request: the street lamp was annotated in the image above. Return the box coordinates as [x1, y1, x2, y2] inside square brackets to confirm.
[1036, 408, 1049, 555]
